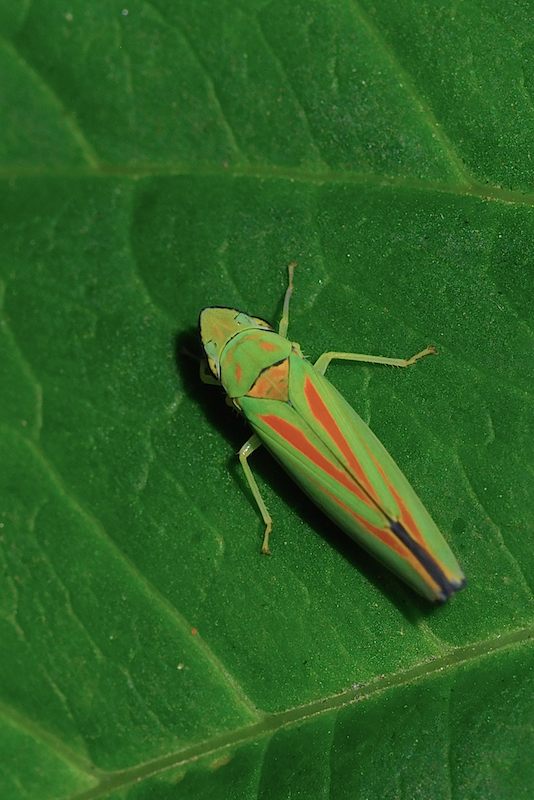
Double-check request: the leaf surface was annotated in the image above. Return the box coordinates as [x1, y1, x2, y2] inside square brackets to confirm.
[1, 2, 533, 798]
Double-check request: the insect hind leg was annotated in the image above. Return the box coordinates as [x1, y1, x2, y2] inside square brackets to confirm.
[314, 347, 436, 376]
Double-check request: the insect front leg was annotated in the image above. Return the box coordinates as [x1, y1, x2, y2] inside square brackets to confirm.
[199, 359, 220, 385]
[239, 434, 273, 555]
[313, 346, 437, 376]
[183, 344, 221, 386]
[278, 261, 297, 339]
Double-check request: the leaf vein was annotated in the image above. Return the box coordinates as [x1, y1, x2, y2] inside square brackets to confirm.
[142, 0, 243, 159]
[254, 15, 328, 167]
[70, 626, 534, 800]
[349, 0, 471, 185]
[4, 426, 260, 719]
[0, 285, 43, 441]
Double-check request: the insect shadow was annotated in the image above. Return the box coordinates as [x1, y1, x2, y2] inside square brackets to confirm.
[175, 328, 440, 624]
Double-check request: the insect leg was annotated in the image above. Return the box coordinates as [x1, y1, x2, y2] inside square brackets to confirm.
[239, 434, 273, 555]
[199, 359, 220, 385]
[278, 261, 298, 339]
[183, 344, 221, 386]
[314, 346, 436, 375]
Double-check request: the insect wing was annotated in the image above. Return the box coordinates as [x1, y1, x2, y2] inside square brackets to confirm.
[240, 352, 465, 601]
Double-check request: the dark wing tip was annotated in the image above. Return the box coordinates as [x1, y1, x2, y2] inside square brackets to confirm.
[436, 575, 467, 604]
[389, 520, 466, 603]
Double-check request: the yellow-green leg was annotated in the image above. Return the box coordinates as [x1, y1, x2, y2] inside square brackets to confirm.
[236, 261, 297, 554]
[199, 359, 220, 385]
[239, 434, 273, 554]
[278, 261, 297, 338]
[314, 346, 436, 376]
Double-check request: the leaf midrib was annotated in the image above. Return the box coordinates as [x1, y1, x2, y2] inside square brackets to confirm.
[70, 625, 534, 800]
[0, 163, 532, 209]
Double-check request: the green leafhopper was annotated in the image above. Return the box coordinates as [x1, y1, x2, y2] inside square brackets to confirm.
[199, 263, 466, 603]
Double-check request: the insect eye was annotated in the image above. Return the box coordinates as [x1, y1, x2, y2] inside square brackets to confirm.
[235, 312, 253, 326]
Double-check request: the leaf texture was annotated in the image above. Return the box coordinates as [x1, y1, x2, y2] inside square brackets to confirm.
[0, 2, 533, 798]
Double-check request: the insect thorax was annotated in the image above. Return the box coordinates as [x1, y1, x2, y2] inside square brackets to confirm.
[220, 330, 292, 398]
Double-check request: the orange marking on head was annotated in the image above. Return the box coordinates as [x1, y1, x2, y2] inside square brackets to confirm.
[260, 341, 278, 352]
[304, 377, 378, 500]
[260, 413, 372, 508]
[235, 363, 242, 383]
[248, 361, 289, 401]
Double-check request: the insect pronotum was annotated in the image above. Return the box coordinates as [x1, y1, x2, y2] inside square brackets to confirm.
[199, 263, 465, 602]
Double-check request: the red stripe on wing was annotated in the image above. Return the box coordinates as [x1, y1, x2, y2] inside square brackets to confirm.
[304, 377, 380, 502]
[304, 375, 432, 557]
[387, 477, 458, 582]
[260, 413, 372, 508]
[318, 485, 441, 591]
[363, 444, 426, 548]
[261, 412, 441, 593]
[323, 488, 405, 557]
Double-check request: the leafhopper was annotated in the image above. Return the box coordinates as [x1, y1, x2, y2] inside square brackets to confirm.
[199, 263, 465, 602]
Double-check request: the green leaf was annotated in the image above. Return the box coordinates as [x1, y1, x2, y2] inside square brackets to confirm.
[1, 1, 533, 798]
